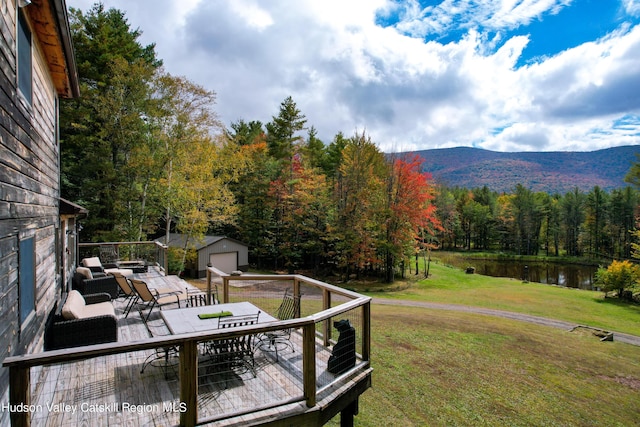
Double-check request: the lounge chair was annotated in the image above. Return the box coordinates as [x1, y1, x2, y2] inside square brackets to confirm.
[110, 271, 138, 317]
[130, 278, 187, 322]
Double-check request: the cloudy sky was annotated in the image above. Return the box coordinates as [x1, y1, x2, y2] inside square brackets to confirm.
[65, 0, 640, 153]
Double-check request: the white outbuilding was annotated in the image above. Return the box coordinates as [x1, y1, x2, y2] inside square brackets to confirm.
[158, 234, 249, 277]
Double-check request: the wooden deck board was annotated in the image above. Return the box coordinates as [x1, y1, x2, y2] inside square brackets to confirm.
[23, 268, 368, 426]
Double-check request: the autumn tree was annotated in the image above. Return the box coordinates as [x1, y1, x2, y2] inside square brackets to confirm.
[382, 154, 440, 282]
[269, 156, 331, 273]
[595, 260, 640, 300]
[148, 74, 233, 269]
[332, 132, 387, 279]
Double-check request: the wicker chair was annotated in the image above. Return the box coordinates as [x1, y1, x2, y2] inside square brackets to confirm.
[73, 267, 119, 299]
[44, 292, 117, 350]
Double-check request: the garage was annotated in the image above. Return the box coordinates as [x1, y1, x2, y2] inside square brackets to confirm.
[209, 252, 238, 274]
[157, 234, 249, 278]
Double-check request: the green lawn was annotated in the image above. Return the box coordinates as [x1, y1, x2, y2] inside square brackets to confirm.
[331, 261, 640, 426]
[345, 305, 640, 426]
[358, 261, 640, 336]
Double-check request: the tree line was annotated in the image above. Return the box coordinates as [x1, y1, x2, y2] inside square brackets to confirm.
[61, 4, 640, 283]
[434, 184, 639, 260]
[60, 4, 440, 282]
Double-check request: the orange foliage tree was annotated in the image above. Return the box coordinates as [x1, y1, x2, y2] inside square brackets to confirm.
[383, 154, 441, 282]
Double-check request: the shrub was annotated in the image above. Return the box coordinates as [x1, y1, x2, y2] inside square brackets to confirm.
[595, 260, 640, 300]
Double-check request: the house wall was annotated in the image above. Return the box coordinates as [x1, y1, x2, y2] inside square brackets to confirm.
[60, 215, 77, 291]
[0, 1, 62, 423]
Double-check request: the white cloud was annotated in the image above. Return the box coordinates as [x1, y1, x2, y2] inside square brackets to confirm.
[623, 0, 640, 16]
[66, 0, 640, 152]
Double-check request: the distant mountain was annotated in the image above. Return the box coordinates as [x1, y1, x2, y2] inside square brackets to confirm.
[406, 145, 640, 193]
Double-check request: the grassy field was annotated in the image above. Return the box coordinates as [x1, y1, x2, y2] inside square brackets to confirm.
[350, 261, 640, 336]
[331, 261, 640, 426]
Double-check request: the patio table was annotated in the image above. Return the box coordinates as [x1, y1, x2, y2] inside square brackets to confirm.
[161, 302, 275, 335]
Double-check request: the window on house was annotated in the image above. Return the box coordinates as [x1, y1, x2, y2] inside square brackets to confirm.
[19, 236, 36, 325]
[17, 10, 32, 105]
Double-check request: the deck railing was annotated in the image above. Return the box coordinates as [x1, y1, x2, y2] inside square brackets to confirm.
[78, 241, 169, 273]
[3, 271, 371, 427]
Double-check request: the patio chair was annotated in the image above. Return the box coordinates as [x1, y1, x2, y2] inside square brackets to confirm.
[110, 271, 138, 317]
[209, 312, 261, 377]
[258, 289, 301, 361]
[130, 278, 187, 322]
[139, 307, 179, 379]
[73, 267, 119, 299]
[186, 290, 208, 307]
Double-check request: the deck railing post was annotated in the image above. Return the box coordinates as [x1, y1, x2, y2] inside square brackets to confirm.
[206, 268, 213, 305]
[302, 323, 317, 407]
[323, 289, 331, 346]
[362, 301, 371, 362]
[222, 276, 230, 303]
[179, 340, 198, 427]
[9, 365, 30, 427]
[293, 277, 301, 317]
[163, 244, 168, 276]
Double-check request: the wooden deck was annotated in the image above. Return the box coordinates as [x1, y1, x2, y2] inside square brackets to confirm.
[21, 269, 372, 426]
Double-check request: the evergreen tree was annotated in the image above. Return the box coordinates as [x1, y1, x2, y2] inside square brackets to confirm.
[265, 96, 307, 162]
[61, 4, 161, 240]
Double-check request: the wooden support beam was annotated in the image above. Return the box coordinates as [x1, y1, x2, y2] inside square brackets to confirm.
[179, 341, 198, 427]
[303, 323, 317, 407]
[222, 277, 230, 303]
[9, 365, 31, 427]
[362, 302, 371, 361]
[340, 398, 358, 427]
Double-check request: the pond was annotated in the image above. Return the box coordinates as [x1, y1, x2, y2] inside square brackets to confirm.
[434, 253, 600, 290]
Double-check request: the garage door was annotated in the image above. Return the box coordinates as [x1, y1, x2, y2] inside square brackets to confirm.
[209, 252, 238, 273]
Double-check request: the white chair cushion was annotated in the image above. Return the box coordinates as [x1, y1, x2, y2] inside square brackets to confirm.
[80, 301, 116, 319]
[61, 290, 115, 320]
[104, 268, 133, 277]
[61, 290, 86, 320]
[76, 266, 93, 280]
[82, 257, 103, 268]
